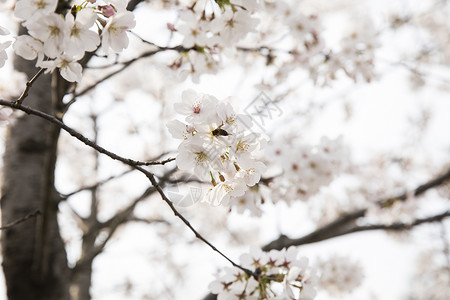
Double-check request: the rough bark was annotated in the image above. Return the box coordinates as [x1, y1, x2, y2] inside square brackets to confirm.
[0, 32, 70, 300]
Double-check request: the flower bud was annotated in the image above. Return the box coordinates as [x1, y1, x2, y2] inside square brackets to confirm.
[98, 5, 116, 17]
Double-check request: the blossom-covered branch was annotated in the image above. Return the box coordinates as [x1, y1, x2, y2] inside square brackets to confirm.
[0, 98, 253, 277]
[263, 167, 450, 250]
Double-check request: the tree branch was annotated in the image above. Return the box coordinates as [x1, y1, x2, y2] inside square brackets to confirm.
[1, 99, 253, 277]
[263, 167, 450, 250]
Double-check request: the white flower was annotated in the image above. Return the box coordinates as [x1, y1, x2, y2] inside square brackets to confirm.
[101, 11, 135, 52]
[108, 0, 128, 13]
[238, 160, 266, 186]
[13, 35, 44, 60]
[174, 89, 218, 123]
[204, 175, 247, 206]
[229, 186, 264, 217]
[37, 55, 82, 82]
[187, 51, 220, 84]
[14, 0, 58, 22]
[232, 133, 261, 161]
[176, 141, 222, 180]
[210, 10, 258, 47]
[57, 57, 83, 82]
[284, 266, 317, 300]
[64, 8, 100, 57]
[26, 12, 68, 58]
[166, 119, 196, 140]
[177, 10, 209, 48]
[316, 254, 364, 296]
[0, 41, 11, 68]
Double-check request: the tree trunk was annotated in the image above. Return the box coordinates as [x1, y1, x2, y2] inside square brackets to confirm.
[0, 29, 70, 300]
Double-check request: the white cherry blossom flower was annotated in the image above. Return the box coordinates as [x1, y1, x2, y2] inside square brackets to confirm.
[101, 11, 135, 52]
[14, 0, 58, 22]
[177, 10, 206, 47]
[13, 35, 44, 60]
[174, 89, 218, 123]
[64, 8, 100, 57]
[108, 0, 128, 13]
[37, 55, 82, 82]
[0, 41, 11, 68]
[166, 119, 196, 140]
[26, 12, 68, 58]
[204, 175, 247, 206]
[210, 9, 259, 47]
[177, 141, 222, 180]
[187, 51, 220, 83]
[238, 160, 266, 186]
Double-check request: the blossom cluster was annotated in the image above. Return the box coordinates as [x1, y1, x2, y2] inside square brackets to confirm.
[167, 90, 266, 206]
[170, 0, 259, 82]
[209, 247, 317, 300]
[268, 136, 349, 204]
[316, 254, 364, 296]
[10, 0, 135, 82]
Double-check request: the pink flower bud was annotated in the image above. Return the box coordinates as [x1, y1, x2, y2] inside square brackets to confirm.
[98, 5, 116, 17]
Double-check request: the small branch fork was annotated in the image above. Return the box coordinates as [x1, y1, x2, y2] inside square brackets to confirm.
[14, 68, 45, 106]
[0, 210, 41, 230]
[0, 99, 253, 277]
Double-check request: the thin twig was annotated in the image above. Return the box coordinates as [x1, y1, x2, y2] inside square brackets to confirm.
[135, 157, 176, 166]
[0, 210, 41, 230]
[14, 68, 45, 106]
[0, 99, 253, 277]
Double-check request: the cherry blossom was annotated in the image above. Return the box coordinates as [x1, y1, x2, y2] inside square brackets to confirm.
[64, 8, 100, 57]
[209, 247, 317, 300]
[267, 135, 349, 204]
[101, 11, 136, 52]
[316, 254, 364, 296]
[168, 90, 266, 207]
[14, 0, 58, 23]
[177, 10, 210, 48]
[210, 9, 259, 47]
[0, 41, 11, 68]
[26, 12, 68, 58]
[13, 35, 43, 60]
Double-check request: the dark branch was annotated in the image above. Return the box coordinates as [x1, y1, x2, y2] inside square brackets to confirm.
[263, 167, 450, 250]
